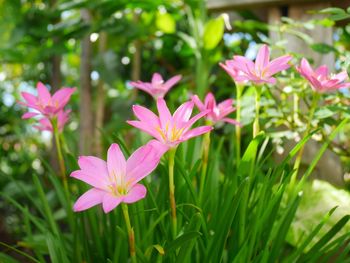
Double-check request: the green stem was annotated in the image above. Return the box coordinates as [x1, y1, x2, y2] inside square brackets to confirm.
[253, 86, 261, 138]
[51, 118, 75, 233]
[235, 84, 243, 168]
[52, 119, 68, 192]
[168, 147, 177, 238]
[199, 127, 211, 205]
[290, 93, 320, 189]
[122, 204, 137, 263]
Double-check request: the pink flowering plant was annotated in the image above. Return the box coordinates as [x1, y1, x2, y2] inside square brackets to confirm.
[130, 72, 182, 99]
[18, 82, 75, 186]
[192, 92, 240, 126]
[4, 6, 350, 263]
[19, 82, 75, 121]
[297, 58, 350, 93]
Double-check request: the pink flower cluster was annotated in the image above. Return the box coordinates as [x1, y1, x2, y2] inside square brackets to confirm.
[19, 76, 241, 213]
[296, 58, 350, 92]
[19, 82, 75, 132]
[220, 44, 350, 92]
[18, 44, 350, 214]
[220, 44, 292, 85]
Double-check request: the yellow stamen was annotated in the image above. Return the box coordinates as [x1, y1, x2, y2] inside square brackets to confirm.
[156, 125, 167, 141]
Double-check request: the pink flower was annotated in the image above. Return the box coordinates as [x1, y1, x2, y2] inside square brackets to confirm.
[130, 73, 182, 99]
[127, 98, 213, 149]
[19, 82, 75, 119]
[71, 142, 162, 213]
[33, 110, 71, 132]
[219, 60, 247, 84]
[192, 93, 240, 126]
[221, 44, 292, 85]
[296, 58, 350, 92]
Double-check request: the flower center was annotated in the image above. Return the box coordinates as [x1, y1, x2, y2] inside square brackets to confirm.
[156, 122, 184, 143]
[108, 170, 133, 197]
[109, 184, 127, 196]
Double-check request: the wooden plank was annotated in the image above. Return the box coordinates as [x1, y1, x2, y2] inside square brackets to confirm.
[208, 0, 330, 11]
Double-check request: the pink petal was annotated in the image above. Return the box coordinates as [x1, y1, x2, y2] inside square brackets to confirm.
[107, 144, 126, 182]
[336, 83, 350, 90]
[309, 78, 323, 91]
[156, 98, 172, 128]
[217, 106, 235, 118]
[126, 143, 161, 184]
[37, 82, 51, 103]
[126, 120, 162, 141]
[218, 98, 233, 109]
[182, 126, 213, 140]
[21, 92, 37, 105]
[52, 87, 75, 109]
[220, 62, 235, 75]
[192, 95, 205, 111]
[266, 55, 292, 76]
[323, 79, 340, 89]
[57, 110, 70, 131]
[22, 112, 39, 119]
[146, 139, 169, 157]
[265, 77, 276, 84]
[73, 188, 105, 212]
[333, 71, 348, 83]
[124, 184, 147, 203]
[33, 124, 50, 132]
[102, 193, 123, 213]
[132, 105, 160, 128]
[152, 72, 164, 84]
[163, 74, 182, 92]
[222, 118, 242, 126]
[70, 170, 109, 189]
[255, 44, 270, 71]
[204, 92, 216, 109]
[298, 58, 314, 76]
[315, 65, 329, 77]
[78, 156, 109, 179]
[183, 109, 210, 131]
[232, 56, 256, 74]
[130, 81, 149, 90]
[131, 82, 155, 97]
[173, 101, 194, 125]
[38, 118, 52, 130]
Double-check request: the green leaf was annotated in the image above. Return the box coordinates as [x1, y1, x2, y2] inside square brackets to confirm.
[0, 253, 20, 263]
[320, 7, 350, 21]
[311, 43, 337, 54]
[299, 215, 350, 262]
[267, 193, 302, 262]
[285, 206, 338, 262]
[156, 12, 176, 34]
[165, 231, 201, 254]
[178, 32, 197, 50]
[0, 242, 39, 263]
[176, 213, 202, 262]
[203, 16, 224, 50]
[314, 107, 336, 119]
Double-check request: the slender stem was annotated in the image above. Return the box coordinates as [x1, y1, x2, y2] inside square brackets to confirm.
[293, 93, 300, 128]
[235, 84, 243, 168]
[253, 86, 261, 138]
[199, 127, 211, 205]
[290, 93, 320, 189]
[122, 204, 137, 263]
[52, 118, 68, 192]
[168, 147, 177, 238]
